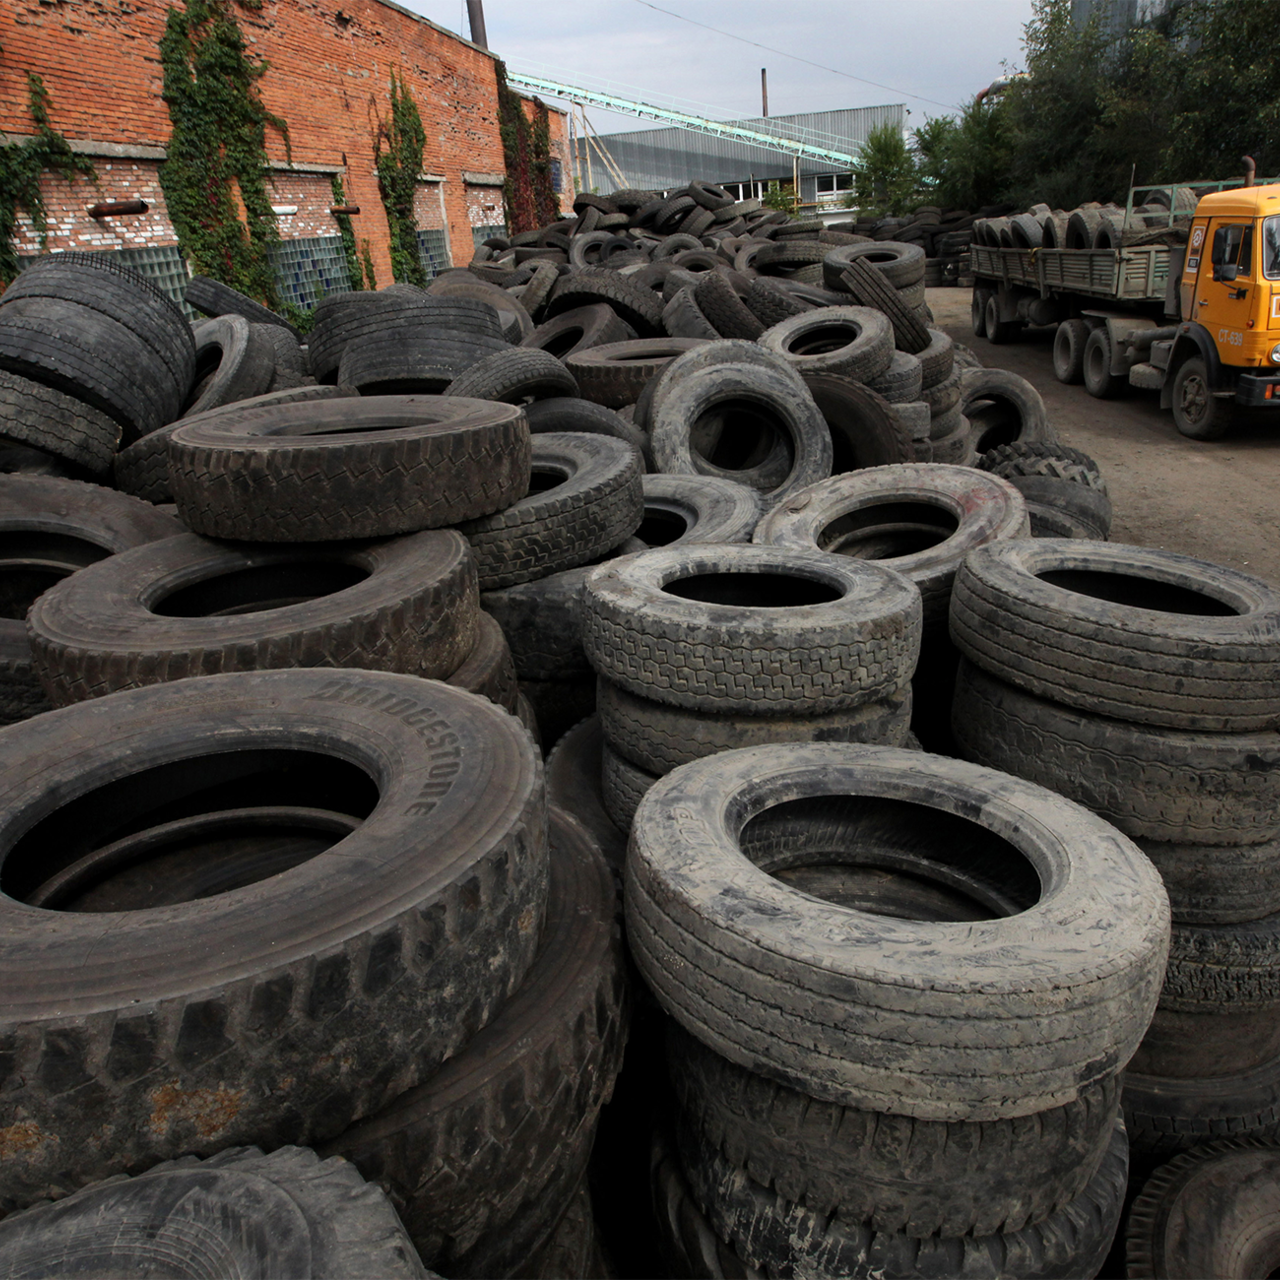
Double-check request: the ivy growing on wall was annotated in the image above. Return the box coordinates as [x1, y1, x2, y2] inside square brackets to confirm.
[494, 60, 558, 235]
[374, 71, 427, 287]
[330, 173, 370, 290]
[0, 73, 97, 284]
[158, 0, 289, 306]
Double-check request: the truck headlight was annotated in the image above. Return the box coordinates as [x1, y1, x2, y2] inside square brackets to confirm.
[1272, 342, 1280, 364]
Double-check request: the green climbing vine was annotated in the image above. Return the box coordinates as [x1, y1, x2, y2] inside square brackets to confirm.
[158, 0, 289, 306]
[494, 60, 558, 235]
[0, 73, 97, 284]
[374, 71, 426, 286]
[330, 173, 369, 290]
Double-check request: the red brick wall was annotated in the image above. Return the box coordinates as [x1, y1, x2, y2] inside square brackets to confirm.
[2, 0, 570, 285]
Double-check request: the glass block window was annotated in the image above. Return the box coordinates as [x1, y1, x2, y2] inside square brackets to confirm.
[550, 158, 563, 194]
[416, 228, 451, 279]
[268, 235, 352, 310]
[472, 223, 508, 248]
[18, 244, 198, 320]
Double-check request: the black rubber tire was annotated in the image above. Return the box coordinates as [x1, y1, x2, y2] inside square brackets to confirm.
[649, 361, 832, 503]
[445, 609, 519, 712]
[800, 374, 913, 473]
[444, 347, 578, 402]
[522, 395, 648, 455]
[1136, 833, 1280, 926]
[426, 272, 534, 342]
[29, 529, 480, 704]
[338, 328, 511, 394]
[322, 808, 627, 1278]
[1160, 912, 1280, 1016]
[1052, 319, 1088, 384]
[694, 271, 765, 340]
[1083, 327, 1127, 399]
[183, 314, 277, 417]
[668, 1021, 1121, 1239]
[632, 473, 762, 548]
[676, 1113, 1128, 1280]
[598, 677, 910, 775]
[927, 411, 976, 466]
[566, 338, 707, 409]
[186, 275, 301, 338]
[0, 368, 120, 475]
[754, 463, 1028, 627]
[600, 740, 658, 833]
[545, 715, 627, 878]
[757, 306, 894, 382]
[583, 544, 921, 715]
[0, 1145, 426, 1279]
[520, 303, 632, 360]
[971, 287, 991, 338]
[516, 263, 559, 322]
[919, 366, 962, 415]
[1171, 355, 1233, 441]
[978, 440, 1106, 489]
[959, 367, 1054, 454]
[1005, 474, 1113, 539]
[984, 293, 1023, 345]
[662, 288, 721, 340]
[864, 349, 923, 403]
[626, 744, 1169, 1120]
[1123, 1056, 1280, 1168]
[458, 432, 643, 589]
[1125, 1139, 1280, 1280]
[743, 278, 812, 328]
[259, 323, 307, 391]
[823, 241, 927, 291]
[168, 396, 531, 542]
[951, 659, 1280, 846]
[950, 539, 1280, 732]
[114, 384, 360, 504]
[837, 260, 931, 354]
[482, 563, 599, 681]
[545, 270, 665, 337]
[521, 674, 598, 759]
[0, 668, 546, 1214]
[0, 476, 182, 725]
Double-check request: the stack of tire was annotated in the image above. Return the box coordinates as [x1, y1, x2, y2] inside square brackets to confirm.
[946, 538, 1280, 1176]
[978, 442, 1114, 540]
[752, 463, 1029, 751]
[627, 740, 1170, 1279]
[972, 194, 1191, 256]
[580, 543, 923, 835]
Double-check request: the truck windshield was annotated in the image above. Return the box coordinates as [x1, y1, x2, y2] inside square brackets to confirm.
[1265, 216, 1280, 280]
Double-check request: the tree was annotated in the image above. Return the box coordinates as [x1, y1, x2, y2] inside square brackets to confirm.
[851, 120, 920, 216]
[913, 98, 1014, 211]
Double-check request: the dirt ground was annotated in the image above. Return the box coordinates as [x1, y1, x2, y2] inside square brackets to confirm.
[928, 287, 1280, 588]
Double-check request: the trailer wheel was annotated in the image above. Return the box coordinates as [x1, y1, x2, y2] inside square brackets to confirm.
[971, 288, 990, 339]
[1171, 356, 1233, 441]
[983, 294, 1020, 344]
[1052, 320, 1087, 385]
[1082, 327, 1127, 398]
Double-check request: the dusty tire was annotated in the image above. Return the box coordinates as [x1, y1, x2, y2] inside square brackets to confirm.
[837, 260, 931, 354]
[0, 668, 547, 1213]
[186, 275, 301, 338]
[582, 545, 922, 715]
[183, 315, 277, 418]
[544, 715, 628, 878]
[520, 303, 632, 360]
[522, 396, 648, 456]
[626, 743, 1170, 1120]
[600, 740, 657, 833]
[753, 463, 1028, 627]
[864, 349, 924, 403]
[960, 367, 1054, 454]
[1171, 355, 1233, 441]
[1052, 319, 1088, 384]
[321, 808, 627, 1278]
[0, 1145, 426, 1279]
[458, 432, 643, 589]
[444, 347, 578, 402]
[28, 530, 480, 704]
[445, 610, 519, 712]
[802, 375, 913, 472]
[633, 473, 762, 548]
[823, 241, 927, 291]
[168, 395, 531, 542]
[566, 338, 707, 409]
[1082, 327, 1126, 399]
[0, 369, 120, 476]
[950, 539, 1280, 731]
[1137, 833, 1280, 926]
[757, 307, 893, 382]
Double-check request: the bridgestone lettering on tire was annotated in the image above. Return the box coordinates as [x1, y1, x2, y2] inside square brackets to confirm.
[168, 395, 532, 542]
[625, 743, 1170, 1120]
[582, 546, 922, 715]
[0, 668, 547, 1213]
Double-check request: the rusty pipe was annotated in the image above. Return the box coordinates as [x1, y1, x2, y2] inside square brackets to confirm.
[88, 199, 148, 218]
[1244, 156, 1256, 187]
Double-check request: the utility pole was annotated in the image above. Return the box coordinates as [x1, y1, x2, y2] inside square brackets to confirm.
[761, 68, 768, 117]
[466, 0, 487, 48]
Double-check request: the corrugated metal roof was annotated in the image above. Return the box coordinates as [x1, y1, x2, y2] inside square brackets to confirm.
[576, 105, 904, 194]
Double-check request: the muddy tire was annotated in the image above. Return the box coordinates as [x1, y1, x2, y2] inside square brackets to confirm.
[566, 338, 707, 409]
[445, 347, 578, 403]
[445, 610, 519, 712]
[544, 716, 628, 877]
[1052, 320, 1088, 384]
[960, 367, 1053, 454]
[0, 369, 120, 476]
[802, 375, 913, 472]
[757, 307, 893, 382]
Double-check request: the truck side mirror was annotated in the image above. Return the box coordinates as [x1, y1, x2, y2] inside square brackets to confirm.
[1213, 263, 1240, 282]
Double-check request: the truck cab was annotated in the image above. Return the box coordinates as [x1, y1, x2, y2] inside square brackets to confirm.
[1164, 183, 1280, 437]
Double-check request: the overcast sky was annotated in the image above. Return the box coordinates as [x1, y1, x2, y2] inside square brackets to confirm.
[399, 0, 1033, 137]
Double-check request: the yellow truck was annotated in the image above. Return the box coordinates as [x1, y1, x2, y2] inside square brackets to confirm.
[969, 174, 1280, 440]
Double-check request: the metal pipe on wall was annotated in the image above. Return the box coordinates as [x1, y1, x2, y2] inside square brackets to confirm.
[466, 0, 488, 48]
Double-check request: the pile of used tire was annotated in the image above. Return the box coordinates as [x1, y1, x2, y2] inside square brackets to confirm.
[972, 190, 1194, 253]
[0, 200, 1273, 1279]
[836, 202, 1007, 288]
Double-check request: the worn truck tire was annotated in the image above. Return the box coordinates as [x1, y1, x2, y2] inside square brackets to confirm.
[183, 315, 278, 418]
[823, 241, 927, 291]
[960, 367, 1054, 454]
[520, 304, 632, 359]
[626, 744, 1170, 1120]
[1136, 834, 1280, 926]
[522, 396, 648, 455]
[950, 539, 1280, 731]
[0, 368, 120, 475]
[582, 545, 922, 715]
[186, 275, 302, 338]
[29, 529, 480, 704]
[458, 432, 642, 589]
[544, 716, 628, 878]
[445, 610, 519, 712]
[0, 668, 547, 1214]
[444, 347, 578, 403]
[600, 740, 658, 832]
[865, 349, 924, 403]
[321, 808, 627, 1278]
[566, 338, 707, 408]
[837, 261, 931, 354]
[632, 473, 762, 547]
[800, 375, 913, 472]
[754, 464, 1028, 627]
[757, 307, 894, 382]
[694, 271, 765, 340]
[1052, 319, 1088, 384]
[168, 396, 531, 542]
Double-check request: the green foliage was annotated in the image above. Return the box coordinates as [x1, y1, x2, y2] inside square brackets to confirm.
[159, 0, 289, 307]
[360, 238, 377, 290]
[494, 61, 559, 235]
[0, 73, 96, 284]
[851, 120, 920, 216]
[913, 99, 1014, 210]
[330, 174, 367, 291]
[762, 180, 795, 214]
[374, 70, 427, 286]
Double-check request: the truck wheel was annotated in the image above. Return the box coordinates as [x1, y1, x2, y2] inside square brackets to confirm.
[983, 294, 1020, 344]
[970, 288, 989, 339]
[1082, 328, 1127, 398]
[1171, 357, 1233, 441]
[1052, 320, 1087, 384]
